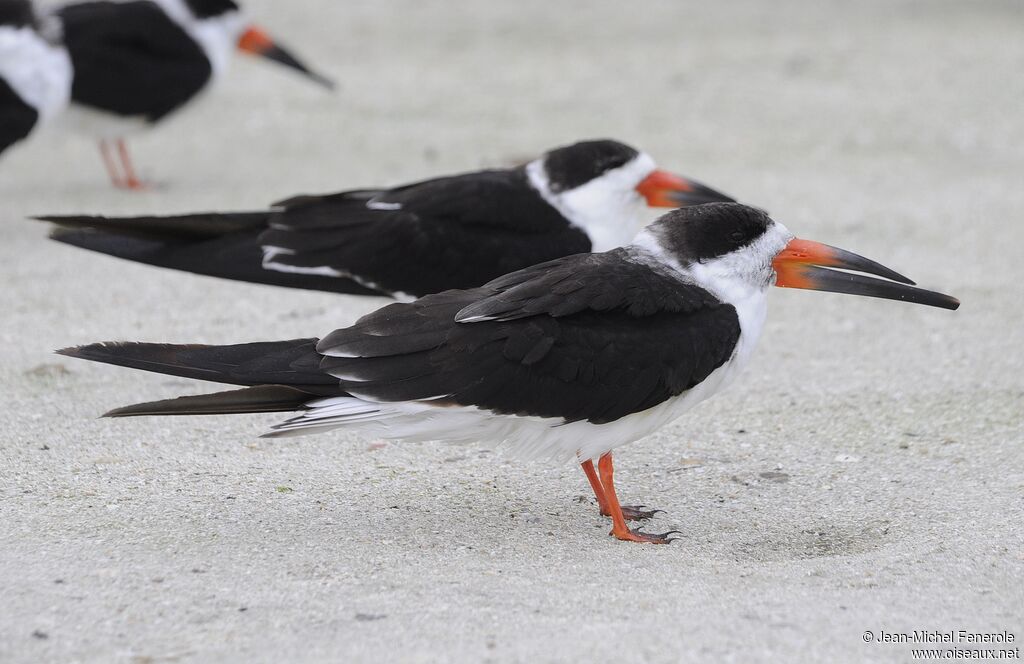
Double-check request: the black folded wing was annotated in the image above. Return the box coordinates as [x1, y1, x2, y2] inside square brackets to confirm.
[257, 169, 592, 297]
[317, 250, 741, 424]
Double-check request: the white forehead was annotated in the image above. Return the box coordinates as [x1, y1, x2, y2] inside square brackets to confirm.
[771, 220, 794, 246]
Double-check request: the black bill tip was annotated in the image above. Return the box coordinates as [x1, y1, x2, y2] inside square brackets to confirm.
[668, 181, 737, 206]
[794, 265, 960, 310]
[262, 44, 336, 90]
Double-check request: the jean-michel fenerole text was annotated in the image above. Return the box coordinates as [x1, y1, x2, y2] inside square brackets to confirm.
[875, 630, 1015, 644]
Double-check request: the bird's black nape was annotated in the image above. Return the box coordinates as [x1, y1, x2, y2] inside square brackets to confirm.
[0, 0, 34, 27]
[183, 0, 240, 19]
[654, 203, 773, 263]
[542, 139, 640, 193]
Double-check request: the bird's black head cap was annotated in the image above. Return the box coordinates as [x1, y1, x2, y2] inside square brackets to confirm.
[0, 0, 35, 27]
[184, 0, 240, 19]
[655, 203, 773, 262]
[542, 139, 640, 193]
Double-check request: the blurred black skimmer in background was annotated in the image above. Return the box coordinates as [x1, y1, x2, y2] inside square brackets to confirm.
[40, 139, 734, 297]
[53, 0, 333, 188]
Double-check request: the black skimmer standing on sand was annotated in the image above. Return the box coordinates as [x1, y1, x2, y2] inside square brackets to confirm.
[59, 203, 959, 544]
[53, 0, 334, 188]
[0, 0, 72, 156]
[40, 139, 735, 296]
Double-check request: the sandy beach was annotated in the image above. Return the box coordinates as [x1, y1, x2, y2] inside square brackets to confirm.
[1, 1, 1022, 661]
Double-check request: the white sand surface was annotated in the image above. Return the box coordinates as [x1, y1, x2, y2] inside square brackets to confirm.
[1, 1, 1022, 662]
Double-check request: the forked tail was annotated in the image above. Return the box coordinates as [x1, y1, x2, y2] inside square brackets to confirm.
[57, 339, 341, 417]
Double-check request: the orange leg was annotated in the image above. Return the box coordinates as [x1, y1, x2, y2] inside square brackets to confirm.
[581, 458, 662, 521]
[116, 139, 146, 190]
[99, 139, 124, 188]
[581, 458, 611, 514]
[596, 453, 679, 544]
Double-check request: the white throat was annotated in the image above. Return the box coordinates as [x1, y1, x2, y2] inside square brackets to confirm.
[526, 152, 656, 252]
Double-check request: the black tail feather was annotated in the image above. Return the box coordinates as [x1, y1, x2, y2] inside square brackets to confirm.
[36, 212, 271, 241]
[57, 339, 337, 391]
[104, 385, 315, 417]
[46, 224, 381, 296]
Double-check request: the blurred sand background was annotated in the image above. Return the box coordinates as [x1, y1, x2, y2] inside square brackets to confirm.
[1, 1, 1022, 662]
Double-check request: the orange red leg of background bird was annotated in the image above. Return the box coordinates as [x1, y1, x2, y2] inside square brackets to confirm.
[98, 139, 146, 190]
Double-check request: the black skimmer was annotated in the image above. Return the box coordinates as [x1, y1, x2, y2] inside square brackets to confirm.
[40, 139, 734, 297]
[0, 0, 72, 156]
[58, 203, 959, 544]
[53, 0, 334, 188]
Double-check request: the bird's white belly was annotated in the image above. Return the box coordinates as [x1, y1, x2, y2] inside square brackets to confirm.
[57, 103, 152, 139]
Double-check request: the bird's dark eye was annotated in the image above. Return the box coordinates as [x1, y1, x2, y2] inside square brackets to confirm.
[730, 231, 745, 242]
